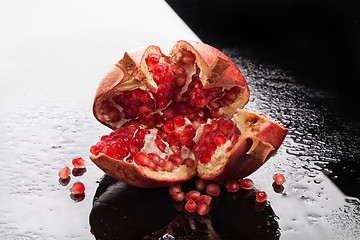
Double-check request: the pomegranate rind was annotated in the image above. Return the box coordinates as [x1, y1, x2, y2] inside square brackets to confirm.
[197, 109, 288, 181]
[90, 153, 196, 188]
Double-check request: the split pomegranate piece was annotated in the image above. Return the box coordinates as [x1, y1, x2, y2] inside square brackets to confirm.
[90, 41, 288, 188]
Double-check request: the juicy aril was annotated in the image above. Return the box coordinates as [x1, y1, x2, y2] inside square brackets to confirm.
[90, 40, 287, 188]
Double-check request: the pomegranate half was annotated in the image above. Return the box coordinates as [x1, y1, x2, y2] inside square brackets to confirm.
[90, 41, 287, 188]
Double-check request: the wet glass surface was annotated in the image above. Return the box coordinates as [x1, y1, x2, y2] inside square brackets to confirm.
[1, 0, 360, 239]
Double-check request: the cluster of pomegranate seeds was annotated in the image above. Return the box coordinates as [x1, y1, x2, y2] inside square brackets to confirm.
[58, 166, 71, 179]
[161, 115, 196, 153]
[70, 182, 85, 195]
[58, 157, 88, 202]
[169, 182, 213, 215]
[72, 157, 86, 168]
[273, 173, 285, 185]
[256, 191, 267, 203]
[193, 117, 241, 164]
[90, 125, 149, 161]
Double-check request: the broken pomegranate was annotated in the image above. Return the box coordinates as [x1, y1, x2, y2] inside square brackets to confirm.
[90, 41, 288, 188]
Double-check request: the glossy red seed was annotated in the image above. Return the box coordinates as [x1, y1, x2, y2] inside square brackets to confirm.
[173, 115, 185, 128]
[134, 152, 149, 166]
[184, 158, 196, 168]
[72, 157, 86, 168]
[172, 192, 185, 202]
[226, 181, 240, 193]
[273, 173, 285, 185]
[195, 179, 207, 191]
[90, 145, 99, 155]
[240, 179, 254, 190]
[168, 154, 183, 166]
[163, 121, 175, 133]
[70, 182, 85, 195]
[185, 190, 201, 201]
[58, 166, 71, 179]
[197, 203, 210, 215]
[256, 191, 267, 203]
[197, 195, 212, 205]
[213, 132, 228, 146]
[163, 108, 175, 120]
[163, 161, 174, 172]
[184, 199, 197, 213]
[169, 184, 182, 195]
[206, 183, 220, 196]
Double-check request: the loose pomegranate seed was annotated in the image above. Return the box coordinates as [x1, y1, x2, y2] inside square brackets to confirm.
[58, 166, 71, 179]
[197, 203, 210, 215]
[206, 183, 220, 196]
[70, 182, 85, 195]
[256, 191, 267, 203]
[184, 199, 197, 213]
[72, 157, 86, 168]
[169, 184, 182, 195]
[172, 192, 185, 202]
[226, 181, 240, 193]
[195, 179, 207, 191]
[240, 179, 254, 190]
[197, 194, 212, 205]
[273, 173, 285, 185]
[185, 190, 201, 201]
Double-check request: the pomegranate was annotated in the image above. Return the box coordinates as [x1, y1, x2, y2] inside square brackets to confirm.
[90, 41, 288, 188]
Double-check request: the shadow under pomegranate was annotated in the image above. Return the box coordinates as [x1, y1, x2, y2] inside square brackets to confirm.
[89, 175, 280, 240]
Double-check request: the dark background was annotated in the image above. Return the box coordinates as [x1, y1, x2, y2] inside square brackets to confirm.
[166, 0, 360, 198]
[166, 0, 360, 113]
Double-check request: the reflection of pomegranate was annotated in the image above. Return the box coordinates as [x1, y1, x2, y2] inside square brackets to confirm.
[90, 41, 288, 188]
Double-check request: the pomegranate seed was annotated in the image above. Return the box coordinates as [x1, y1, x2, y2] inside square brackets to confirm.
[134, 152, 149, 166]
[184, 158, 195, 168]
[256, 191, 267, 203]
[146, 53, 161, 68]
[153, 63, 168, 76]
[70, 182, 85, 195]
[72, 157, 86, 169]
[90, 145, 99, 155]
[163, 161, 174, 172]
[197, 203, 210, 215]
[180, 136, 193, 146]
[163, 121, 175, 133]
[101, 146, 112, 156]
[169, 184, 182, 195]
[198, 151, 212, 164]
[119, 136, 131, 147]
[240, 179, 254, 190]
[195, 179, 207, 191]
[173, 115, 185, 128]
[226, 181, 240, 193]
[273, 173, 285, 185]
[206, 183, 220, 196]
[163, 108, 175, 120]
[118, 146, 129, 157]
[182, 125, 196, 138]
[184, 199, 197, 213]
[185, 190, 201, 201]
[172, 192, 185, 202]
[168, 154, 183, 166]
[155, 136, 167, 153]
[175, 76, 186, 86]
[213, 132, 228, 146]
[197, 195, 212, 205]
[58, 166, 71, 179]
